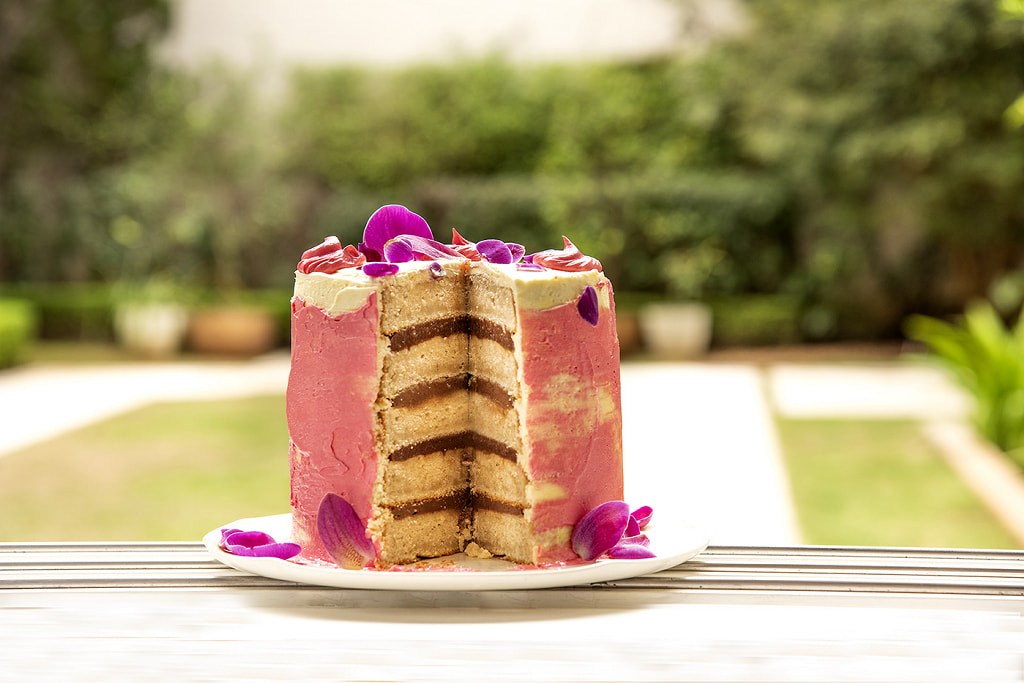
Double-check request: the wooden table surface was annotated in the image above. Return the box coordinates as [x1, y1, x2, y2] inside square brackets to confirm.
[2, 543, 1023, 681]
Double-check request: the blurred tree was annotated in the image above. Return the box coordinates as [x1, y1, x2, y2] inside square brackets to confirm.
[0, 0, 171, 282]
[1003, 0, 1024, 125]
[716, 0, 1024, 337]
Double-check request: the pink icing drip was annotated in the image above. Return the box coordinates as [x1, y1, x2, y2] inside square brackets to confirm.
[519, 280, 623, 562]
[287, 295, 380, 562]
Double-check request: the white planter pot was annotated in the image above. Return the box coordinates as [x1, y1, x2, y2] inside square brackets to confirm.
[638, 302, 713, 359]
[114, 303, 189, 358]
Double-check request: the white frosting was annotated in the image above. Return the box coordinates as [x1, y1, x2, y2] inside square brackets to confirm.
[294, 260, 607, 315]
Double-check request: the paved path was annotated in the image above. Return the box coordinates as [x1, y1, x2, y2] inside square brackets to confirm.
[0, 355, 973, 547]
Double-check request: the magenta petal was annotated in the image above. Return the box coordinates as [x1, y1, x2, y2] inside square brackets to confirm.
[220, 528, 243, 545]
[625, 516, 641, 537]
[477, 239, 513, 264]
[507, 243, 526, 263]
[577, 285, 599, 326]
[571, 500, 630, 561]
[620, 533, 650, 547]
[362, 262, 399, 277]
[607, 541, 657, 560]
[249, 542, 302, 560]
[516, 262, 546, 272]
[225, 530, 275, 551]
[362, 205, 433, 254]
[317, 493, 375, 570]
[357, 242, 382, 262]
[382, 238, 416, 263]
[384, 235, 463, 263]
[631, 505, 654, 530]
[428, 261, 444, 279]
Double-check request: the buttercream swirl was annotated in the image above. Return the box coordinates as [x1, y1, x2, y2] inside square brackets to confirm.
[530, 237, 602, 273]
[298, 237, 367, 274]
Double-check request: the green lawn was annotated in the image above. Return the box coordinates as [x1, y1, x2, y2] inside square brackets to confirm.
[0, 396, 289, 542]
[0, 395, 1019, 549]
[778, 419, 1020, 549]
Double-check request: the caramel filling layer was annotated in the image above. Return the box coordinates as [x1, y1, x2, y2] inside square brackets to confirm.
[389, 315, 514, 352]
[390, 374, 513, 409]
[388, 431, 518, 463]
[388, 490, 524, 520]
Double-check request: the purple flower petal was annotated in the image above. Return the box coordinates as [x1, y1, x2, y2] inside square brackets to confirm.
[224, 530, 275, 553]
[571, 500, 630, 561]
[477, 239, 513, 265]
[620, 533, 650, 547]
[362, 262, 399, 277]
[220, 528, 243, 545]
[577, 285, 599, 326]
[631, 505, 654, 530]
[383, 235, 463, 263]
[382, 238, 416, 263]
[362, 205, 433, 254]
[428, 261, 445, 279]
[625, 515, 641, 537]
[607, 541, 657, 560]
[357, 242, 382, 263]
[516, 262, 546, 272]
[221, 530, 301, 560]
[317, 492, 375, 570]
[507, 243, 526, 263]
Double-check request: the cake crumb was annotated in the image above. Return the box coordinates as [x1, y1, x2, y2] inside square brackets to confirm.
[464, 542, 493, 559]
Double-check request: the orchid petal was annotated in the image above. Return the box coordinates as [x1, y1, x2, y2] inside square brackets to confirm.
[631, 505, 654, 530]
[625, 515, 641, 537]
[357, 242, 382, 263]
[220, 528, 243, 545]
[477, 239, 513, 265]
[249, 542, 302, 559]
[362, 262, 399, 277]
[384, 235, 463, 263]
[507, 243, 526, 262]
[221, 530, 301, 560]
[428, 261, 444, 279]
[317, 492, 375, 570]
[516, 262, 546, 272]
[620, 533, 651, 547]
[607, 541, 657, 560]
[577, 285, 599, 326]
[571, 500, 630, 561]
[224, 530, 275, 553]
[362, 205, 432, 254]
[382, 238, 416, 263]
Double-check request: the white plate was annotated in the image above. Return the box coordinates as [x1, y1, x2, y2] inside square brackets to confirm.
[204, 511, 708, 591]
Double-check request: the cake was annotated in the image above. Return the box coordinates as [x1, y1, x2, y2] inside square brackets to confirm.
[287, 205, 623, 566]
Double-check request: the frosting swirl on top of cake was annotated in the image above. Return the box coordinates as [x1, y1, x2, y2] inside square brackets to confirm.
[529, 237, 602, 273]
[298, 237, 367, 274]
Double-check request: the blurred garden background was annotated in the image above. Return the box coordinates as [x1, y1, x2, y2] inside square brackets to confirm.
[2, 0, 1024, 548]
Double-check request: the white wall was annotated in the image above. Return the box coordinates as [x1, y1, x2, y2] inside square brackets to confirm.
[158, 0, 743, 75]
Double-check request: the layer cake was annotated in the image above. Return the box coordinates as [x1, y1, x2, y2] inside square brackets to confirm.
[287, 206, 623, 566]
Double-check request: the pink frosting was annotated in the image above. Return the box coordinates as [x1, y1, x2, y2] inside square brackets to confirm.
[519, 280, 623, 562]
[531, 237, 603, 273]
[298, 237, 367, 274]
[286, 276, 622, 566]
[449, 228, 482, 261]
[287, 294, 381, 562]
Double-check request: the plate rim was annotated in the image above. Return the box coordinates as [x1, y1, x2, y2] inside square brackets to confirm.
[204, 512, 709, 591]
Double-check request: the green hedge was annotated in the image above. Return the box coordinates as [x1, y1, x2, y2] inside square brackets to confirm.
[711, 295, 803, 347]
[0, 299, 38, 368]
[0, 284, 116, 342]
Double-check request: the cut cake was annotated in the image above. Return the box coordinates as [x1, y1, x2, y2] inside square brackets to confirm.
[287, 206, 623, 566]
